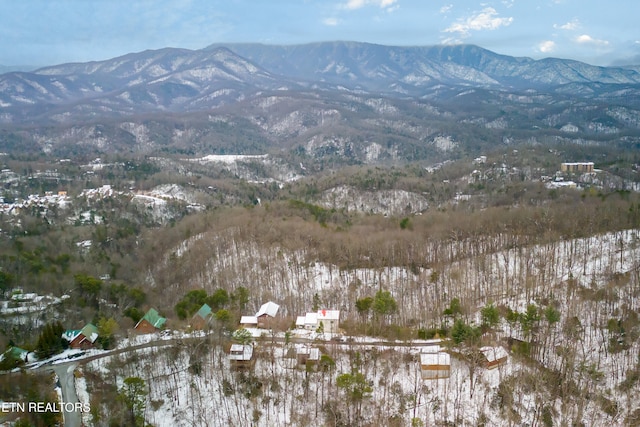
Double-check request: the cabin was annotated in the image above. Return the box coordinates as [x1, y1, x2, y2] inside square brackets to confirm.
[255, 301, 279, 328]
[229, 344, 254, 370]
[65, 324, 99, 350]
[0, 346, 29, 367]
[481, 346, 508, 370]
[191, 304, 212, 330]
[420, 348, 451, 380]
[134, 308, 167, 334]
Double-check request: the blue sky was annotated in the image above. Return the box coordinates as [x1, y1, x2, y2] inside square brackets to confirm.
[1, 0, 638, 67]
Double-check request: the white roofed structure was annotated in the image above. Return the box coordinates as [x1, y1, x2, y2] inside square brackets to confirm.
[295, 309, 340, 333]
[240, 316, 258, 326]
[480, 346, 509, 369]
[229, 344, 254, 370]
[256, 301, 279, 318]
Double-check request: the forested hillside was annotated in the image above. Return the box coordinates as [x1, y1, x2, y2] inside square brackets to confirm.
[0, 143, 638, 425]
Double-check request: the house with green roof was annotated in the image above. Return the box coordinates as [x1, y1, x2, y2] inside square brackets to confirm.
[191, 303, 212, 330]
[0, 346, 29, 368]
[134, 308, 167, 334]
[66, 323, 99, 349]
[7, 346, 28, 360]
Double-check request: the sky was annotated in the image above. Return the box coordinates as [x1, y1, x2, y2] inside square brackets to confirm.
[1, 0, 638, 68]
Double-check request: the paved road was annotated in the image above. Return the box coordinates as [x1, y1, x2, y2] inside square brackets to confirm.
[52, 363, 80, 427]
[40, 337, 191, 427]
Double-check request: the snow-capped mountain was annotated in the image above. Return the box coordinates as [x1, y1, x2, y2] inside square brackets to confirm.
[212, 42, 640, 90]
[2, 42, 640, 126]
[2, 42, 640, 160]
[0, 47, 293, 123]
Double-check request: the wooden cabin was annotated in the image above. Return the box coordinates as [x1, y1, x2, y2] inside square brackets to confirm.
[134, 308, 167, 334]
[191, 304, 212, 330]
[62, 324, 100, 350]
[255, 301, 279, 328]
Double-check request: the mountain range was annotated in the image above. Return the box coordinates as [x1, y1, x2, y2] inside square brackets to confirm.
[1, 42, 640, 159]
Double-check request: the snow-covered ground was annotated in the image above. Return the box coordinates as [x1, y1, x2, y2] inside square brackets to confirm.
[133, 227, 640, 425]
[82, 336, 515, 426]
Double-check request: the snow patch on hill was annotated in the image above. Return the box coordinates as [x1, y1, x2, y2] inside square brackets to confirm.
[318, 185, 429, 216]
[432, 135, 458, 152]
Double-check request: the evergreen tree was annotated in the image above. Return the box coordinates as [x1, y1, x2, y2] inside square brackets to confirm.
[118, 377, 148, 427]
[481, 303, 500, 330]
[35, 321, 65, 359]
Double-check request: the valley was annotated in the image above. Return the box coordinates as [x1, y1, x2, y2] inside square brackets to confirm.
[0, 41, 640, 426]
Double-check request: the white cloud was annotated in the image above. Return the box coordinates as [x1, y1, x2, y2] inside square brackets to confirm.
[554, 19, 580, 31]
[443, 7, 513, 38]
[440, 4, 453, 14]
[344, 0, 365, 9]
[575, 34, 609, 47]
[322, 17, 339, 26]
[537, 40, 556, 53]
[342, 0, 399, 10]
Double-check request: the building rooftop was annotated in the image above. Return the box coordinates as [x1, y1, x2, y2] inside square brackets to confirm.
[256, 301, 279, 318]
[481, 346, 509, 362]
[229, 344, 253, 361]
[139, 308, 166, 329]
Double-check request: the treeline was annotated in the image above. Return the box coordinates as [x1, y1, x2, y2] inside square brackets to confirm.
[148, 187, 640, 277]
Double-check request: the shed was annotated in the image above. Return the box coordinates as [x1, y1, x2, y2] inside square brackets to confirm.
[296, 345, 321, 368]
[240, 315, 258, 328]
[1, 346, 29, 365]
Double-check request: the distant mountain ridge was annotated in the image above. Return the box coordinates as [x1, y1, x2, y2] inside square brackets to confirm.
[2, 41, 640, 161]
[2, 42, 640, 126]
[0, 47, 292, 124]
[207, 42, 640, 89]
